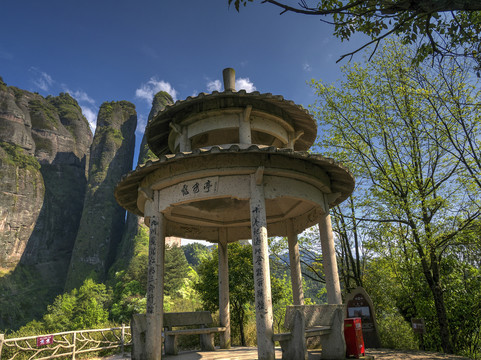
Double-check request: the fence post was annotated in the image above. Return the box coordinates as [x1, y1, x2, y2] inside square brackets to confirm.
[0, 333, 4, 359]
[72, 331, 77, 360]
[121, 324, 125, 356]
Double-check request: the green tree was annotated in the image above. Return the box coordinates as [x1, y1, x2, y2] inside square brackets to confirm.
[195, 242, 286, 346]
[310, 40, 480, 353]
[183, 242, 211, 269]
[110, 224, 191, 322]
[229, 0, 481, 73]
[164, 245, 190, 297]
[41, 279, 110, 332]
[268, 231, 329, 301]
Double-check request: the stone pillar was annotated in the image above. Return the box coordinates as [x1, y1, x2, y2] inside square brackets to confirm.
[239, 105, 252, 145]
[0, 333, 4, 357]
[250, 169, 275, 360]
[287, 220, 304, 305]
[180, 128, 191, 152]
[318, 210, 342, 304]
[145, 212, 166, 360]
[218, 229, 231, 349]
[223, 68, 236, 91]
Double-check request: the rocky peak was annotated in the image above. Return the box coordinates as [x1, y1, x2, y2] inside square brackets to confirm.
[65, 100, 137, 290]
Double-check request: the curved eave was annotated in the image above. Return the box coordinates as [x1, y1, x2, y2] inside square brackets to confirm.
[145, 90, 317, 156]
[114, 144, 355, 216]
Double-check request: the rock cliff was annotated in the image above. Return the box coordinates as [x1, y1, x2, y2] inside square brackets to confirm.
[65, 101, 137, 290]
[0, 81, 92, 274]
[0, 77, 93, 328]
[110, 92, 174, 277]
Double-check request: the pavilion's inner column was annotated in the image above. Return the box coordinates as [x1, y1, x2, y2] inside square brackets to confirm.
[218, 229, 231, 349]
[287, 220, 305, 305]
[249, 168, 275, 360]
[145, 199, 166, 360]
[318, 205, 342, 304]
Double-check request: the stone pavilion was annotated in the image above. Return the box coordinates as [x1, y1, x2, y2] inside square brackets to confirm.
[115, 68, 355, 360]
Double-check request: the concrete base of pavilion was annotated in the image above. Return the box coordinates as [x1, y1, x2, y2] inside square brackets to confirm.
[161, 347, 375, 360]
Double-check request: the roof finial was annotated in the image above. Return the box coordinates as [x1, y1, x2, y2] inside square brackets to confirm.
[223, 68, 236, 92]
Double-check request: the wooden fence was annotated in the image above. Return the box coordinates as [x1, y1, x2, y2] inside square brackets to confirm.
[0, 325, 131, 360]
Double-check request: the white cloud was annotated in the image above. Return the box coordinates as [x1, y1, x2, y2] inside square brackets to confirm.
[69, 89, 95, 105]
[63, 87, 97, 132]
[30, 67, 54, 91]
[135, 78, 178, 103]
[303, 63, 312, 72]
[80, 105, 98, 133]
[207, 80, 222, 92]
[136, 114, 148, 135]
[206, 77, 256, 92]
[236, 77, 256, 92]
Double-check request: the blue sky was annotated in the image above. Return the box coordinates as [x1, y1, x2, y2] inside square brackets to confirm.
[1, 0, 361, 163]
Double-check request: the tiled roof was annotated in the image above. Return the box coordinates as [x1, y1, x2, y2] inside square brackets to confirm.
[145, 90, 317, 156]
[115, 144, 354, 216]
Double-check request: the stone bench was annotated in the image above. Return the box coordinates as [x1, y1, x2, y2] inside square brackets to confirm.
[163, 311, 226, 355]
[130, 311, 226, 359]
[273, 304, 346, 360]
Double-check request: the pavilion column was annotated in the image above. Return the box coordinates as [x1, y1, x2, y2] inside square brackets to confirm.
[218, 229, 231, 349]
[287, 220, 304, 305]
[180, 127, 191, 152]
[239, 105, 252, 145]
[145, 211, 166, 360]
[318, 209, 342, 304]
[250, 168, 275, 360]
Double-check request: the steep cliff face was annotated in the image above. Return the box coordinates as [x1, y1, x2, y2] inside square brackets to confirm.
[0, 78, 35, 153]
[110, 91, 173, 277]
[22, 93, 92, 277]
[0, 143, 44, 272]
[66, 101, 137, 290]
[0, 79, 92, 275]
[0, 77, 93, 329]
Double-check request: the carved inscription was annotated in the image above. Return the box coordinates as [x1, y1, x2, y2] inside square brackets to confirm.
[178, 177, 218, 199]
[251, 204, 266, 313]
[146, 216, 158, 314]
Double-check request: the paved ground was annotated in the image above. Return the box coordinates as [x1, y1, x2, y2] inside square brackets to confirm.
[366, 349, 470, 359]
[99, 347, 471, 360]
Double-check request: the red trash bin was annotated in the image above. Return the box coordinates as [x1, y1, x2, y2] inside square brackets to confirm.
[344, 317, 365, 358]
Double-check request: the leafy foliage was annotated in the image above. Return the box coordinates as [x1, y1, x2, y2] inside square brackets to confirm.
[0, 142, 40, 170]
[183, 242, 211, 270]
[195, 243, 286, 346]
[110, 224, 197, 323]
[310, 39, 481, 355]
[229, 0, 481, 73]
[13, 279, 111, 334]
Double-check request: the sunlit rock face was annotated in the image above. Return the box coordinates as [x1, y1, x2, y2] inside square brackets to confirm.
[0, 77, 94, 329]
[65, 100, 137, 290]
[0, 78, 92, 277]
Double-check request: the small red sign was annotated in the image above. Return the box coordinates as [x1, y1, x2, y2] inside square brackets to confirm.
[36, 335, 54, 347]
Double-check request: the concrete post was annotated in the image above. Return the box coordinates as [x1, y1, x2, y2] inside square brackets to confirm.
[223, 68, 236, 91]
[318, 210, 342, 304]
[287, 220, 304, 305]
[145, 213, 166, 360]
[239, 105, 252, 145]
[180, 128, 191, 152]
[250, 169, 275, 360]
[1, 333, 5, 359]
[218, 229, 231, 349]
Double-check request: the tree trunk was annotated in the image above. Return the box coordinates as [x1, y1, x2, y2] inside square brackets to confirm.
[239, 308, 246, 346]
[431, 281, 453, 353]
[429, 252, 453, 354]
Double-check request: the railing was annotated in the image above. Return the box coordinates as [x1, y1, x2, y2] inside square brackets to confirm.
[0, 325, 131, 360]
